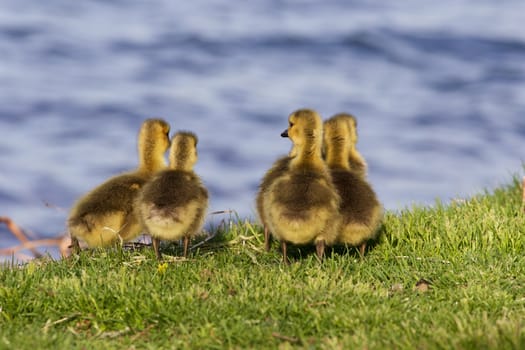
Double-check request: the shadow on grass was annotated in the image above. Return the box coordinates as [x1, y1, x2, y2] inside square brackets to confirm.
[264, 223, 387, 263]
[81, 212, 389, 264]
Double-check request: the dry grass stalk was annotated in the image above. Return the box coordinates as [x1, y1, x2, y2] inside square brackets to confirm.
[0, 216, 71, 260]
[0, 216, 42, 258]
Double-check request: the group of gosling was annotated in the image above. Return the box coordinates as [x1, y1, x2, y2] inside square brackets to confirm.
[68, 108, 383, 264]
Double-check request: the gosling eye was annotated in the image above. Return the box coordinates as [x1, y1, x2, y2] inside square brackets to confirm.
[289, 122, 294, 127]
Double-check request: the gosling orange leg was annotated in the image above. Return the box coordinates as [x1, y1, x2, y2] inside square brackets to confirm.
[183, 236, 190, 258]
[281, 241, 290, 265]
[316, 239, 326, 261]
[264, 225, 271, 252]
[152, 237, 162, 260]
[359, 242, 367, 257]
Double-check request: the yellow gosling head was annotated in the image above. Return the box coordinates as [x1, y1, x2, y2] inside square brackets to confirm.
[323, 113, 357, 169]
[334, 113, 358, 146]
[281, 108, 323, 159]
[169, 131, 198, 171]
[137, 118, 171, 173]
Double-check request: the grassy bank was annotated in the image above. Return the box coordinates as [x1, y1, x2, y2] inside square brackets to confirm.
[1, 177, 524, 349]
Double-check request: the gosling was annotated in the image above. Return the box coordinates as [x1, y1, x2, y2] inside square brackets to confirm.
[68, 118, 170, 252]
[323, 113, 383, 256]
[262, 109, 341, 264]
[256, 154, 292, 252]
[335, 113, 368, 179]
[136, 131, 208, 260]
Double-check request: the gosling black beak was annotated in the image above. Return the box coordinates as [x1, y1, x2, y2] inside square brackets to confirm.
[281, 129, 289, 138]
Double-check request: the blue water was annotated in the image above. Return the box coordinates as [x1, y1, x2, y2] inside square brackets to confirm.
[1, 0, 524, 256]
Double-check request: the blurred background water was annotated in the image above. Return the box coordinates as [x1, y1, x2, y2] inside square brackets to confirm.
[1, 0, 524, 256]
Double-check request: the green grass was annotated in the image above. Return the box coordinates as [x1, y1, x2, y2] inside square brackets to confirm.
[1, 177, 525, 349]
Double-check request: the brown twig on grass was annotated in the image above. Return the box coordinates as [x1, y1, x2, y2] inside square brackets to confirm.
[0, 238, 62, 256]
[0, 236, 71, 261]
[0, 216, 71, 260]
[0, 216, 43, 258]
[271, 332, 301, 344]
